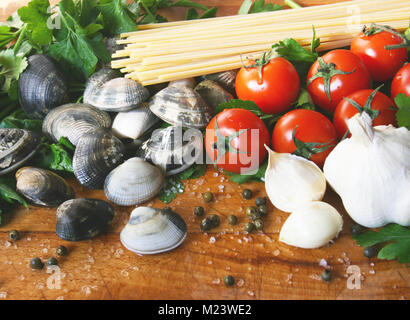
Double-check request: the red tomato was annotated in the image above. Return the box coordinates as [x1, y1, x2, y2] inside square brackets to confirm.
[235, 57, 300, 114]
[272, 109, 338, 168]
[351, 28, 407, 82]
[391, 63, 410, 100]
[205, 108, 270, 174]
[333, 89, 397, 139]
[307, 49, 371, 113]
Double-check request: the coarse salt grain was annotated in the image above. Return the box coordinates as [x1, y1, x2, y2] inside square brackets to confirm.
[319, 258, 328, 268]
[237, 279, 245, 287]
[0, 292, 7, 299]
[212, 278, 220, 285]
[121, 269, 129, 277]
[4, 241, 11, 248]
[273, 250, 280, 256]
[207, 260, 213, 265]
[209, 237, 216, 244]
[247, 291, 255, 297]
[56, 296, 64, 300]
[369, 270, 375, 275]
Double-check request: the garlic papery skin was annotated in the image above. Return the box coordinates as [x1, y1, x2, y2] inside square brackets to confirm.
[324, 112, 410, 228]
[279, 201, 343, 249]
[264, 146, 326, 213]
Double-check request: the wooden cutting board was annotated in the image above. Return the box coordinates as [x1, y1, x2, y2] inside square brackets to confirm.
[0, 0, 408, 300]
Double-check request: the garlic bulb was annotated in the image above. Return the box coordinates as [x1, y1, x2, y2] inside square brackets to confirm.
[264, 146, 326, 213]
[324, 112, 410, 228]
[279, 201, 343, 249]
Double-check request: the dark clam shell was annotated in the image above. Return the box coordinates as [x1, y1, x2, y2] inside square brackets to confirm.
[137, 126, 203, 176]
[0, 128, 41, 175]
[16, 167, 74, 207]
[84, 68, 149, 112]
[195, 80, 233, 110]
[199, 70, 238, 95]
[42, 103, 112, 146]
[56, 198, 114, 241]
[73, 128, 125, 189]
[18, 54, 69, 119]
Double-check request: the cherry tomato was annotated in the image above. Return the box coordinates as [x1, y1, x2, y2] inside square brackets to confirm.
[205, 108, 270, 174]
[235, 57, 300, 114]
[351, 28, 407, 82]
[333, 89, 397, 139]
[391, 63, 410, 100]
[307, 49, 371, 113]
[272, 109, 338, 168]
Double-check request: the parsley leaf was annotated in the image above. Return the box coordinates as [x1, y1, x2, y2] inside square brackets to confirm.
[96, 0, 138, 36]
[17, 0, 53, 47]
[394, 93, 410, 130]
[0, 176, 28, 223]
[0, 109, 43, 132]
[0, 49, 28, 94]
[32, 137, 75, 173]
[238, 0, 282, 14]
[224, 160, 268, 184]
[353, 224, 410, 264]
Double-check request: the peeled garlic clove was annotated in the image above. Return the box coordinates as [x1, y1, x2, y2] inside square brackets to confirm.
[279, 201, 343, 249]
[264, 146, 326, 213]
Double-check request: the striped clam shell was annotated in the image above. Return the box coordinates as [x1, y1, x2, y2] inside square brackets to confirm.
[200, 70, 238, 94]
[104, 157, 164, 206]
[111, 103, 159, 140]
[195, 80, 233, 110]
[120, 207, 187, 255]
[73, 128, 125, 189]
[84, 68, 149, 112]
[149, 86, 213, 129]
[42, 103, 112, 146]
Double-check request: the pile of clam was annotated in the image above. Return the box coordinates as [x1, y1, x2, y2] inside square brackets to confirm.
[3, 53, 237, 254]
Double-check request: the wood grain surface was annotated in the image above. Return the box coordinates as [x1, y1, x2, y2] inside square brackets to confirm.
[0, 0, 409, 300]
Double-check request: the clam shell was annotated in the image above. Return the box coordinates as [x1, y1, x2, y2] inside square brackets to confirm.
[104, 157, 165, 206]
[168, 78, 196, 89]
[73, 128, 125, 189]
[56, 198, 114, 241]
[84, 68, 149, 112]
[0, 129, 41, 175]
[120, 207, 187, 255]
[18, 54, 69, 119]
[149, 86, 213, 129]
[195, 80, 233, 109]
[42, 103, 112, 146]
[137, 126, 203, 176]
[200, 70, 238, 94]
[16, 167, 74, 207]
[111, 103, 159, 140]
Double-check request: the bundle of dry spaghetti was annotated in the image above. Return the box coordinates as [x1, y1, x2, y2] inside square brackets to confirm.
[111, 0, 410, 86]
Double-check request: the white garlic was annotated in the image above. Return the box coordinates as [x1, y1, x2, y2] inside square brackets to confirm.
[279, 201, 343, 249]
[264, 146, 326, 213]
[324, 113, 410, 228]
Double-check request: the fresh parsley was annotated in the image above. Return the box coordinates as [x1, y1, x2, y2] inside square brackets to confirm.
[238, 0, 282, 14]
[224, 160, 268, 184]
[353, 224, 410, 264]
[0, 176, 28, 224]
[394, 93, 410, 130]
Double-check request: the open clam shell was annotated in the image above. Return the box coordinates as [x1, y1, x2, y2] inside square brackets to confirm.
[168, 78, 196, 89]
[120, 207, 187, 255]
[200, 70, 238, 94]
[104, 157, 164, 206]
[43, 103, 112, 146]
[18, 54, 69, 119]
[16, 167, 74, 207]
[84, 68, 149, 112]
[195, 80, 233, 109]
[136, 126, 203, 176]
[0, 129, 41, 175]
[73, 128, 125, 189]
[56, 198, 114, 241]
[111, 103, 159, 140]
[149, 86, 213, 129]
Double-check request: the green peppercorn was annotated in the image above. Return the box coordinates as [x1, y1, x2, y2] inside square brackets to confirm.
[242, 189, 252, 200]
[255, 197, 267, 206]
[250, 212, 261, 221]
[244, 222, 255, 233]
[194, 206, 205, 217]
[223, 275, 235, 286]
[246, 206, 257, 217]
[8, 230, 20, 241]
[209, 214, 220, 228]
[257, 204, 268, 216]
[364, 245, 378, 258]
[46, 257, 58, 266]
[227, 215, 238, 225]
[254, 219, 264, 230]
[200, 218, 213, 232]
[350, 223, 364, 236]
[321, 269, 332, 282]
[30, 257, 44, 270]
[203, 191, 213, 203]
[56, 245, 68, 257]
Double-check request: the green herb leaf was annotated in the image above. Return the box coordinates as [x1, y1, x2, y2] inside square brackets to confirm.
[353, 224, 410, 264]
[225, 160, 267, 184]
[185, 8, 199, 20]
[96, 0, 138, 36]
[273, 38, 318, 63]
[250, 0, 283, 13]
[0, 109, 43, 132]
[294, 88, 315, 110]
[238, 0, 253, 15]
[171, 0, 208, 10]
[32, 137, 74, 173]
[0, 176, 28, 208]
[0, 26, 18, 50]
[0, 49, 28, 94]
[17, 0, 53, 47]
[199, 7, 218, 19]
[395, 93, 410, 130]
[216, 99, 264, 115]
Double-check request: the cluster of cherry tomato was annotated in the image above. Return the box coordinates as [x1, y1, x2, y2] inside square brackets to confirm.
[205, 25, 409, 174]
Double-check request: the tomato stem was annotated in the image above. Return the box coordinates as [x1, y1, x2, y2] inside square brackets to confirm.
[363, 23, 410, 50]
[244, 49, 274, 82]
[343, 85, 385, 120]
[291, 127, 335, 160]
